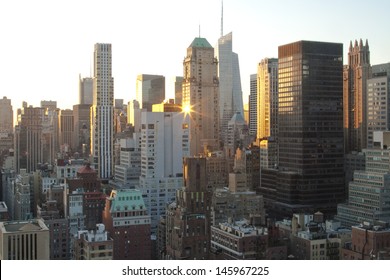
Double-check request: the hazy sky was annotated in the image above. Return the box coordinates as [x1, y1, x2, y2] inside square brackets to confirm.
[1, 0, 390, 113]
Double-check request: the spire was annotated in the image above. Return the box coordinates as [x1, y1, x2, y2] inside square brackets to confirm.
[221, 0, 224, 37]
[359, 38, 363, 48]
[349, 41, 353, 52]
[365, 39, 369, 49]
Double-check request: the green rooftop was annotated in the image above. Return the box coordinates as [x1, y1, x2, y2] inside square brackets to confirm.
[189, 37, 212, 48]
[110, 189, 146, 212]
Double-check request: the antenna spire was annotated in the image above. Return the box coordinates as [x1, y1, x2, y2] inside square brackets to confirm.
[221, 0, 224, 37]
[199, 24, 201, 37]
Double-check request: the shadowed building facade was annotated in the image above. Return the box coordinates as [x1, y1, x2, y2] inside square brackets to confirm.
[259, 41, 345, 219]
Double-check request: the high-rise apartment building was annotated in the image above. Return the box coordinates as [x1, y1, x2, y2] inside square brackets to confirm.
[248, 74, 257, 136]
[182, 37, 220, 155]
[136, 74, 165, 112]
[79, 75, 93, 105]
[343, 39, 371, 153]
[0, 96, 13, 133]
[215, 32, 243, 145]
[91, 43, 114, 180]
[138, 111, 190, 234]
[367, 63, 390, 147]
[260, 41, 345, 218]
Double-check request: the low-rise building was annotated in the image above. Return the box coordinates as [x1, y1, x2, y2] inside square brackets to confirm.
[210, 219, 268, 259]
[73, 224, 113, 260]
[0, 218, 49, 260]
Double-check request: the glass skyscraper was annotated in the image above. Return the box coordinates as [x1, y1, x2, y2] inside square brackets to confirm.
[260, 41, 345, 218]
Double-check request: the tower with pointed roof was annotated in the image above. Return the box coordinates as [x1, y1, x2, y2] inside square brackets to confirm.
[343, 39, 371, 153]
[182, 37, 220, 155]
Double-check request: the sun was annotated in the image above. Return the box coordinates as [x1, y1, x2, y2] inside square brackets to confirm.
[182, 104, 192, 115]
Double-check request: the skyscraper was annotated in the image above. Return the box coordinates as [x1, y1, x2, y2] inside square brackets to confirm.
[138, 111, 190, 234]
[59, 109, 74, 153]
[260, 41, 345, 218]
[165, 157, 212, 260]
[91, 43, 114, 180]
[0, 97, 13, 133]
[366, 63, 390, 148]
[248, 74, 257, 136]
[257, 58, 278, 169]
[343, 39, 371, 153]
[215, 32, 243, 145]
[79, 75, 93, 105]
[136, 74, 165, 112]
[14, 105, 46, 173]
[182, 37, 220, 155]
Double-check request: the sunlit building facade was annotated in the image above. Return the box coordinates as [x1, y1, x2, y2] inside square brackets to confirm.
[91, 43, 114, 180]
[182, 37, 220, 155]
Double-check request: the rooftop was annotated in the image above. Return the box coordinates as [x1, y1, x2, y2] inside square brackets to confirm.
[189, 37, 212, 48]
[1, 219, 49, 233]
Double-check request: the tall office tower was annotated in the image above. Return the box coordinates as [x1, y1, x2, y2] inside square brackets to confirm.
[40, 100, 59, 162]
[14, 105, 46, 173]
[91, 43, 114, 180]
[127, 99, 145, 133]
[215, 32, 243, 145]
[225, 112, 250, 157]
[367, 63, 390, 147]
[182, 37, 220, 155]
[79, 75, 93, 105]
[344, 39, 371, 153]
[0, 97, 13, 133]
[165, 157, 212, 260]
[138, 111, 190, 234]
[260, 41, 345, 218]
[103, 189, 151, 260]
[59, 109, 74, 153]
[257, 58, 278, 141]
[136, 74, 165, 112]
[72, 104, 91, 156]
[248, 74, 257, 136]
[173, 76, 184, 105]
[0, 218, 49, 260]
[257, 58, 279, 169]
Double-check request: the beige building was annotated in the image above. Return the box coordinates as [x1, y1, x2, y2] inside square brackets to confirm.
[0, 219, 49, 260]
[182, 37, 220, 155]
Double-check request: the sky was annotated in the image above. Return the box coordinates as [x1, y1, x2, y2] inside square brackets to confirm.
[1, 0, 390, 115]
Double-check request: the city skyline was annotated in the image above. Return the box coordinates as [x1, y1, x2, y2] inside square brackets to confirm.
[1, 0, 390, 113]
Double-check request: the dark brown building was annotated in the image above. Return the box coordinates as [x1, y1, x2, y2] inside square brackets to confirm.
[342, 222, 390, 260]
[259, 41, 345, 219]
[66, 164, 106, 230]
[165, 157, 212, 259]
[103, 189, 151, 260]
